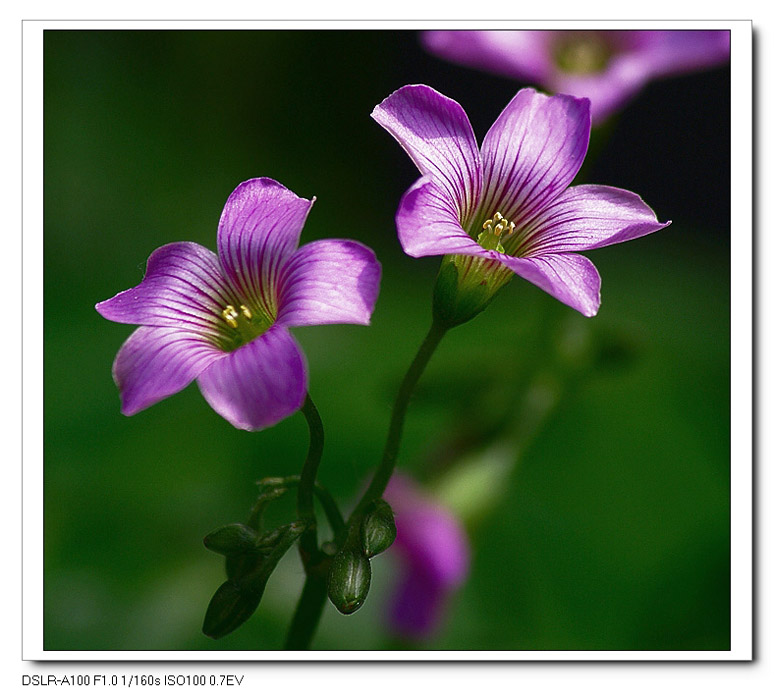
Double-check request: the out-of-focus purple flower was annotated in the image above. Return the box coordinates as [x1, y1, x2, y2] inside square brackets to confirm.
[384, 475, 470, 639]
[423, 30, 730, 123]
[372, 85, 669, 317]
[96, 178, 381, 431]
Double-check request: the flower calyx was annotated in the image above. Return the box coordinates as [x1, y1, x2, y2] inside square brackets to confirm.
[432, 254, 513, 329]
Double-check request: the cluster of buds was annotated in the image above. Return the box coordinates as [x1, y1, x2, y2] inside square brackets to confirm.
[202, 484, 398, 637]
[327, 499, 397, 615]
[201, 484, 309, 639]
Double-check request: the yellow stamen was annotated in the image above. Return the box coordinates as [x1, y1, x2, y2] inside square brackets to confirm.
[221, 305, 239, 329]
[477, 211, 516, 252]
[240, 304, 252, 320]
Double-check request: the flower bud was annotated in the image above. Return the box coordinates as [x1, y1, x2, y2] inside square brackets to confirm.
[202, 579, 263, 640]
[204, 521, 308, 639]
[203, 523, 260, 555]
[327, 548, 371, 615]
[360, 499, 397, 558]
[225, 552, 263, 582]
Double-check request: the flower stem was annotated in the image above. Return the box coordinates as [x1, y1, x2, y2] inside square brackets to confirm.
[350, 319, 448, 522]
[283, 570, 329, 650]
[283, 394, 330, 651]
[282, 321, 448, 650]
[298, 394, 325, 559]
[258, 475, 345, 540]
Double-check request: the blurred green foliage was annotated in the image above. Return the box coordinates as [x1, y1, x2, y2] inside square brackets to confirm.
[43, 30, 730, 651]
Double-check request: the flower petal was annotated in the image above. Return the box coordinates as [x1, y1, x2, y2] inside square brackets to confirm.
[196, 325, 307, 431]
[518, 184, 671, 255]
[395, 176, 488, 258]
[497, 251, 601, 317]
[95, 242, 233, 336]
[217, 178, 314, 320]
[276, 239, 382, 327]
[371, 84, 481, 225]
[384, 474, 470, 639]
[422, 30, 555, 84]
[479, 88, 590, 228]
[631, 30, 730, 78]
[387, 571, 449, 640]
[112, 325, 223, 416]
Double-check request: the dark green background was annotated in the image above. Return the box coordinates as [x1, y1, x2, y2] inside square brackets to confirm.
[44, 30, 730, 651]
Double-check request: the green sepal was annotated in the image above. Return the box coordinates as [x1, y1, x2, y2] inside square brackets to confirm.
[327, 548, 371, 615]
[432, 255, 511, 329]
[203, 523, 261, 555]
[360, 499, 397, 558]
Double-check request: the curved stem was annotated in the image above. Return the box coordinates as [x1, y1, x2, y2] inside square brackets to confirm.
[258, 475, 345, 539]
[298, 394, 325, 559]
[281, 321, 447, 650]
[350, 319, 447, 522]
[282, 394, 329, 651]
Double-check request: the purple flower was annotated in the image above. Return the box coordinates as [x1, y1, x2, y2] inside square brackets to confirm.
[96, 178, 381, 431]
[423, 30, 730, 123]
[371, 85, 669, 317]
[384, 475, 470, 639]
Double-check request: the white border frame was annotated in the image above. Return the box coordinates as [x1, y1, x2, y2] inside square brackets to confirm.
[21, 19, 753, 661]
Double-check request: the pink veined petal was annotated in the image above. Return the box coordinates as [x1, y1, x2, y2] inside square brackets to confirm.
[217, 178, 315, 321]
[371, 84, 482, 226]
[496, 251, 602, 317]
[276, 239, 382, 327]
[479, 88, 590, 228]
[196, 324, 307, 431]
[112, 325, 224, 416]
[395, 176, 489, 258]
[518, 184, 671, 255]
[95, 242, 234, 336]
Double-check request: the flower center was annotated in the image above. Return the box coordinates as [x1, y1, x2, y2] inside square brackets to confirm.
[553, 32, 612, 74]
[217, 303, 269, 352]
[477, 212, 515, 253]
